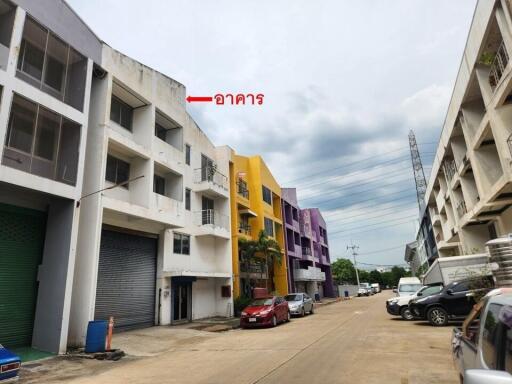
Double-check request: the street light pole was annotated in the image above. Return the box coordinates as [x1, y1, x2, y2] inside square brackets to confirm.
[347, 244, 360, 287]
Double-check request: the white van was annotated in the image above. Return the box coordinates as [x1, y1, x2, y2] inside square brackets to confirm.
[395, 277, 422, 297]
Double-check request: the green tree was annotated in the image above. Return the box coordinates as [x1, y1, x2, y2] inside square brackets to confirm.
[331, 258, 357, 284]
[369, 270, 384, 285]
[238, 230, 282, 293]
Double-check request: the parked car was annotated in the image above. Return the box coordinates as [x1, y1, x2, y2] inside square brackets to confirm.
[240, 296, 290, 328]
[409, 276, 494, 326]
[463, 369, 512, 384]
[358, 283, 373, 296]
[0, 345, 20, 382]
[394, 277, 422, 297]
[284, 293, 314, 316]
[452, 288, 512, 383]
[371, 283, 381, 293]
[386, 284, 443, 320]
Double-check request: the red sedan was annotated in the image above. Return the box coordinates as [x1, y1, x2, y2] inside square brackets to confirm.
[240, 296, 290, 328]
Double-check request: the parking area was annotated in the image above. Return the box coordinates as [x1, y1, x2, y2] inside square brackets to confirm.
[17, 291, 458, 384]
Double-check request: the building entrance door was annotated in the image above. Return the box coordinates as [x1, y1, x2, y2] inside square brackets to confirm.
[172, 282, 191, 323]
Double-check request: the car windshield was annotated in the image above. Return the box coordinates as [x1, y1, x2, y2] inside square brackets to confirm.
[400, 284, 422, 293]
[285, 294, 302, 301]
[249, 298, 273, 306]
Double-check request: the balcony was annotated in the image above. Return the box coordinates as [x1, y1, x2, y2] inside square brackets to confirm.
[294, 267, 326, 282]
[240, 263, 267, 279]
[489, 41, 509, 92]
[151, 193, 184, 227]
[193, 166, 229, 199]
[194, 209, 230, 239]
[456, 200, 467, 219]
[301, 246, 314, 262]
[443, 159, 457, 183]
[238, 223, 251, 237]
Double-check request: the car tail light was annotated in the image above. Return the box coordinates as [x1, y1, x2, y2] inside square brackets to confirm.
[1, 361, 20, 373]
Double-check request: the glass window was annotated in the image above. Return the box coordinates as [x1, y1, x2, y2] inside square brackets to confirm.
[185, 144, 191, 165]
[105, 155, 130, 188]
[264, 217, 274, 237]
[34, 107, 60, 161]
[17, 17, 46, 82]
[173, 233, 190, 255]
[154, 174, 165, 196]
[56, 118, 80, 185]
[0, 0, 16, 50]
[155, 122, 167, 141]
[5, 95, 37, 153]
[452, 281, 470, 293]
[16, 17, 87, 111]
[185, 188, 191, 211]
[262, 186, 272, 205]
[504, 307, 512, 374]
[422, 285, 443, 296]
[110, 96, 133, 131]
[482, 304, 502, 369]
[43, 33, 67, 95]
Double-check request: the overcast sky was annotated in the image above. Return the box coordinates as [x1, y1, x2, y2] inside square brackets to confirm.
[69, 0, 477, 267]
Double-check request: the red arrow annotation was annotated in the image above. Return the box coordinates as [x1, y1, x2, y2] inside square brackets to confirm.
[186, 93, 264, 105]
[186, 96, 213, 103]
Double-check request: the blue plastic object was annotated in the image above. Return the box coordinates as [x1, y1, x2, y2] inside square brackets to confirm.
[0, 345, 21, 382]
[85, 320, 108, 353]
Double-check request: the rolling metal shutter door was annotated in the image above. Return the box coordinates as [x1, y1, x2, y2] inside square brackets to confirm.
[95, 229, 157, 331]
[0, 203, 46, 348]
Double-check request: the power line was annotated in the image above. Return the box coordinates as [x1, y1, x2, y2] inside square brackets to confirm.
[323, 188, 415, 216]
[282, 143, 437, 184]
[329, 217, 417, 239]
[328, 214, 417, 235]
[327, 207, 417, 228]
[322, 194, 417, 218]
[295, 154, 432, 190]
[323, 200, 417, 224]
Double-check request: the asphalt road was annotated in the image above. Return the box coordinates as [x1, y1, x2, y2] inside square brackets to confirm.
[30, 291, 459, 384]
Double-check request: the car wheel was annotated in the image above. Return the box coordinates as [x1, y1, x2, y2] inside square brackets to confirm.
[400, 306, 414, 321]
[427, 307, 448, 326]
[272, 315, 277, 327]
[301, 308, 305, 317]
[286, 311, 291, 322]
[310, 305, 314, 315]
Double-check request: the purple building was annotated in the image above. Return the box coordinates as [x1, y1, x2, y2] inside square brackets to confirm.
[282, 188, 334, 298]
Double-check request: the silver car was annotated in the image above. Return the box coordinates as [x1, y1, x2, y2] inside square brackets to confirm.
[284, 293, 314, 317]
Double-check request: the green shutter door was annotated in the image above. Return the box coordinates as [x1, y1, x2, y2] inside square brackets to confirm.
[0, 203, 46, 348]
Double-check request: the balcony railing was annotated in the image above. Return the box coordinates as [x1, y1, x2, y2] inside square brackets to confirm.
[294, 267, 326, 282]
[238, 223, 251, 235]
[489, 41, 509, 91]
[456, 200, 467, 218]
[237, 181, 249, 199]
[443, 159, 457, 182]
[240, 263, 267, 277]
[194, 209, 229, 230]
[194, 166, 228, 190]
[302, 247, 312, 256]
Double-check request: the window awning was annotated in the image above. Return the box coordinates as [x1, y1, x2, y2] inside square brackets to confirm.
[239, 209, 257, 217]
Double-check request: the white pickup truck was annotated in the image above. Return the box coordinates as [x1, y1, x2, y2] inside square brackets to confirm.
[452, 288, 512, 383]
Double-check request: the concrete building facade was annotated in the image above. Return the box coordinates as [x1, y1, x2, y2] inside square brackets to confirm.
[282, 189, 334, 298]
[68, 44, 233, 347]
[0, 0, 99, 353]
[426, 0, 512, 258]
[229, 154, 288, 298]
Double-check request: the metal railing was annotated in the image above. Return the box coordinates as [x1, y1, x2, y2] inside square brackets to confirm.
[194, 209, 229, 229]
[443, 159, 457, 182]
[240, 262, 267, 275]
[489, 41, 509, 91]
[456, 200, 467, 218]
[238, 223, 251, 235]
[302, 247, 312, 256]
[236, 181, 249, 199]
[194, 166, 228, 190]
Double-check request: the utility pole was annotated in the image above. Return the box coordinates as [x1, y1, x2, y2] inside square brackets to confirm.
[347, 244, 360, 287]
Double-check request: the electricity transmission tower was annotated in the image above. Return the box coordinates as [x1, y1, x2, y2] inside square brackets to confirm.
[408, 130, 427, 214]
[347, 244, 360, 287]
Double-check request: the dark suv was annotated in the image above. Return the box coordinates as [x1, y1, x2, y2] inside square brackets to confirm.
[408, 276, 494, 326]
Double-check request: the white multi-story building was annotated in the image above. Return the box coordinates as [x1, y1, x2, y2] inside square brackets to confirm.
[0, 0, 100, 353]
[68, 44, 233, 347]
[426, 0, 512, 258]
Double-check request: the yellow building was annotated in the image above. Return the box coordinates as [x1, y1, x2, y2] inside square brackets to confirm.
[229, 153, 288, 298]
